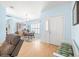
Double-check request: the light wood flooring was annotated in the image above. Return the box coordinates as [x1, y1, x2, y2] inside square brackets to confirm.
[17, 39, 59, 57]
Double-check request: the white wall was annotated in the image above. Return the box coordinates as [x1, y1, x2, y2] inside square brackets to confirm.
[72, 24, 79, 56]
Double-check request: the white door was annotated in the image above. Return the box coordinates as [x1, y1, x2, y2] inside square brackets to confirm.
[48, 16, 64, 45]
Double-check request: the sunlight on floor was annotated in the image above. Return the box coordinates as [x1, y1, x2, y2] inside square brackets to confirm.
[32, 39, 41, 50]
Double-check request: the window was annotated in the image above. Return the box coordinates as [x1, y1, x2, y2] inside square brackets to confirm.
[31, 23, 40, 34]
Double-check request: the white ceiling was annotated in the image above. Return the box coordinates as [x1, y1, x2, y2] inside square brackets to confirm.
[0, 1, 72, 20]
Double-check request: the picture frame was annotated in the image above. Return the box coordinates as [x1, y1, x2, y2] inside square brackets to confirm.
[73, 1, 77, 25]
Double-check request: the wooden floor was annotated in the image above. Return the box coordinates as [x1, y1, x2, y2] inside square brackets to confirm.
[17, 39, 59, 57]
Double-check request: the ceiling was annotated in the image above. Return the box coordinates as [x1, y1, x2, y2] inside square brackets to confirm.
[0, 1, 72, 20]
